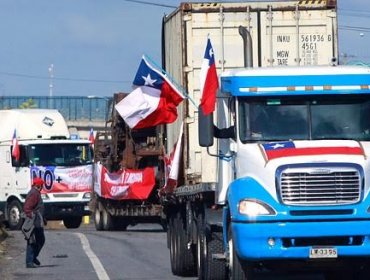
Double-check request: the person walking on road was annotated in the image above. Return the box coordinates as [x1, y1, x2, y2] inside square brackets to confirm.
[23, 177, 46, 268]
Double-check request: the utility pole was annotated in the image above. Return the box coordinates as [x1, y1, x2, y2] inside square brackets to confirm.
[48, 64, 54, 108]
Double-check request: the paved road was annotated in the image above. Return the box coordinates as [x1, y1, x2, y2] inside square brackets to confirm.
[0, 221, 329, 280]
[0, 222, 188, 280]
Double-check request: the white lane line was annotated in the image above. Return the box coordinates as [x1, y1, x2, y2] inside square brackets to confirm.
[75, 232, 110, 280]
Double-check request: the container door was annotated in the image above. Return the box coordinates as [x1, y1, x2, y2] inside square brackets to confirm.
[260, 9, 337, 66]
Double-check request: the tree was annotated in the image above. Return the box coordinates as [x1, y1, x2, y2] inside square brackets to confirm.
[19, 99, 37, 109]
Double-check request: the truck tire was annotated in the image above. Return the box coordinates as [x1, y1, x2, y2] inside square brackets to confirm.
[169, 214, 179, 274]
[197, 213, 206, 279]
[63, 216, 82, 229]
[102, 206, 114, 230]
[228, 226, 254, 280]
[7, 200, 23, 230]
[94, 202, 104, 231]
[204, 231, 227, 280]
[173, 210, 196, 276]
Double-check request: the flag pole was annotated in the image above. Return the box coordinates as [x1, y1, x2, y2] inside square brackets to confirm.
[144, 55, 198, 108]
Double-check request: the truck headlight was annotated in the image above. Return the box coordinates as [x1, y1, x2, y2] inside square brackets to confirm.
[238, 199, 276, 216]
[83, 192, 91, 199]
[41, 193, 50, 200]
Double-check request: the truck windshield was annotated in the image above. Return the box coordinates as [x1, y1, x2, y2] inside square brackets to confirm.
[238, 95, 370, 142]
[28, 144, 93, 166]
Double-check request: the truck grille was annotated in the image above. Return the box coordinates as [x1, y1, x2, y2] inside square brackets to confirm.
[279, 167, 361, 205]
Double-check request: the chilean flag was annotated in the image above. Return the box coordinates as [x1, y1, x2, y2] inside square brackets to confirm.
[89, 128, 95, 144]
[11, 129, 20, 161]
[199, 38, 219, 116]
[115, 55, 184, 129]
[162, 122, 184, 194]
[261, 141, 364, 161]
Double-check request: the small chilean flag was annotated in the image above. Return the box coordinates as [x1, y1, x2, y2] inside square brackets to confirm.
[164, 122, 183, 191]
[199, 37, 219, 116]
[12, 129, 20, 161]
[261, 141, 364, 161]
[89, 128, 95, 144]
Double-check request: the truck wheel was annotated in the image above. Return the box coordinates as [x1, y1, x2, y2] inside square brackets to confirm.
[174, 210, 196, 276]
[63, 216, 82, 229]
[7, 200, 23, 230]
[102, 206, 114, 230]
[169, 214, 180, 274]
[228, 226, 254, 280]
[196, 213, 206, 279]
[94, 202, 104, 231]
[204, 231, 227, 280]
[160, 219, 167, 232]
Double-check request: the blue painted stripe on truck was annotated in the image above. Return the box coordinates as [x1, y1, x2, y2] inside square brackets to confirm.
[232, 219, 370, 260]
[221, 74, 370, 96]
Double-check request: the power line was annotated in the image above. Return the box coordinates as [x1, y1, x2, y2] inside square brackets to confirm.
[0, 70, 131, 84]
[339, 25, 370, 33]
[338, 8, 370, 15]
[121, 0, 176, 8]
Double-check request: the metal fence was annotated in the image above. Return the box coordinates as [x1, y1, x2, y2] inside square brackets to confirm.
[0, 96, 112, 121]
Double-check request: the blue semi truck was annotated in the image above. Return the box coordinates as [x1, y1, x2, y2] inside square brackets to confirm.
[161, 1, 370, 279]
[164, 63, 370, 280]
[216, 65, 370, 279]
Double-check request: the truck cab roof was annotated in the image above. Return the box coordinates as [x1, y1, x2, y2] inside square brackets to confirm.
[0, 109, 71, 142]
[221, 65, 370, 97]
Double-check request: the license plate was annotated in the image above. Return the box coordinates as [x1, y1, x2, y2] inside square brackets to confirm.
[309, 247, 338, 259]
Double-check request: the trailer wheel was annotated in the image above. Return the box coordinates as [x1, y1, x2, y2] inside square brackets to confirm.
[7, 200, 23, 230]
[102, 206, 114, 230]
[173, 210, 196, 276]
[169, 214, 179, 274]
[63, 216, 82, 229]
[94, 202, 104, 231]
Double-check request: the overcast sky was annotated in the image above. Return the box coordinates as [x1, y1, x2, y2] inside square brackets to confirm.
[0, 0, 368, 97]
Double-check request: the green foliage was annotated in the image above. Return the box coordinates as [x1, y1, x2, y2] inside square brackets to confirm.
[19, 99, 37, 109]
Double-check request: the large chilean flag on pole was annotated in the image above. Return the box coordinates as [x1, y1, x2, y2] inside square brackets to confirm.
[115, 55, 185, 129]
[199, 37, 219, 116]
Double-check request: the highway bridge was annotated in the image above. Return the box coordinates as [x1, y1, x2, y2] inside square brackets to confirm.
[0, 96, 113, 139]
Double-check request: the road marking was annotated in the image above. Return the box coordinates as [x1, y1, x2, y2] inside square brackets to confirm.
[75, 232, 110, 280]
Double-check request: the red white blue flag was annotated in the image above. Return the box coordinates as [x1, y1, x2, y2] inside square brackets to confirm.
[199, 38, 219, 115]
[162, 122, 184, 193]
[12, 129, 20, 161]
[115, 56, 184, 129]
[261, 141, 364, 161]
[89, 128, 95, 144]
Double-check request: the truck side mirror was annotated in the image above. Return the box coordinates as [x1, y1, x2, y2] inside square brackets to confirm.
[198, 107, 214, 147]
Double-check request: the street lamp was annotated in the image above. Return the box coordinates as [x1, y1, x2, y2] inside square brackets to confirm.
[48, 64, 54, 108]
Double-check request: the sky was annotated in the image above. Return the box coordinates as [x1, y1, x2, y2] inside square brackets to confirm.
[0, 0, 368, 97]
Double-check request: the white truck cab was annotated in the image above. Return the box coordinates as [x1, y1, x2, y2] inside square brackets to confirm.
[0, 109, 93, 229]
